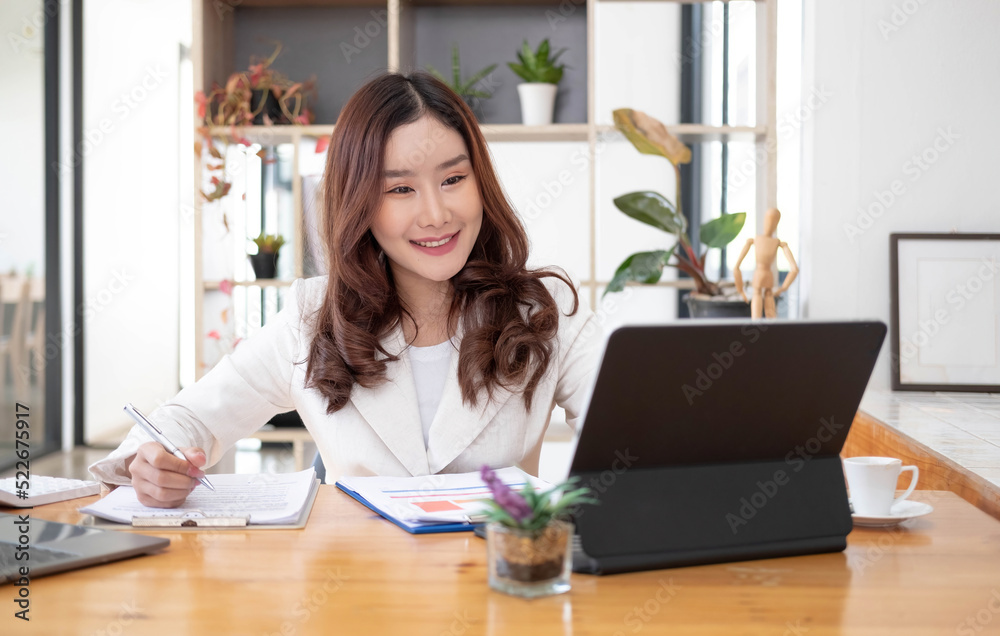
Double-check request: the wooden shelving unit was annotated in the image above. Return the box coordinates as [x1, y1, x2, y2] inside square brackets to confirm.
[189, 0, 778, 437]
[203, 279, 296, 291]
[594, 123, 766, 144]
[206, 123, 593, 144]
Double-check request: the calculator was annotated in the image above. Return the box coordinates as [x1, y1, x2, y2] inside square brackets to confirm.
[0, 476, 101, 508]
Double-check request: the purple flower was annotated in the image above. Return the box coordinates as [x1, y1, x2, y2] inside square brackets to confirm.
[481, 465, 532, 523]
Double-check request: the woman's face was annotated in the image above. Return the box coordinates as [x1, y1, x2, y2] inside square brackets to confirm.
[371, 114, 483, 298]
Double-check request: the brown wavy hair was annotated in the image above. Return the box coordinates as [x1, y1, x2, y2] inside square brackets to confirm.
[304, 72, 578, 415]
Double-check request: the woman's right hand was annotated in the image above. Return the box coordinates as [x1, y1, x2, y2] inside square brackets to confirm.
[126, 442, 208, 508]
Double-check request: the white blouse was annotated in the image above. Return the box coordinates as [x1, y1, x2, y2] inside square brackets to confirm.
[408, 339, 455, 447]
[89, 274, 603, 486]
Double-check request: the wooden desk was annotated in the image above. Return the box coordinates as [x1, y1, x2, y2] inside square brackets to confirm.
[7, 489, 1000, 635]
[845, 409, 1000, 520]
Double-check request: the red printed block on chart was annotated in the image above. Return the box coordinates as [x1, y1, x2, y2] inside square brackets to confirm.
[413, 500, 463, 513]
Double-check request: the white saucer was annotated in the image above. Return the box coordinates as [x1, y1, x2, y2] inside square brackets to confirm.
[851, 500, 934, 527]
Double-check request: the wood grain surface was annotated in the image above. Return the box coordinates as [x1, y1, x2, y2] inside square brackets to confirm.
[6, 488, 1000, 635]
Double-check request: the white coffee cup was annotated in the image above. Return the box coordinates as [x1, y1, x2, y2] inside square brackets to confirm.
[843, 456, 919, 516]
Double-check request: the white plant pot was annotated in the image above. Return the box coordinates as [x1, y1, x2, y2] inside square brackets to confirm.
[517, 83, 558, 126]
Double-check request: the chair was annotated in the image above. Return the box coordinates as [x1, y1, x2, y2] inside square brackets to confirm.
[0, 276, 32, 396]
[312, 452, 326, 485]
[23, 277, 45, 388]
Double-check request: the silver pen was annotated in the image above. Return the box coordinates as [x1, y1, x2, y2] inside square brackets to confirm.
[124, 403, 216, 492]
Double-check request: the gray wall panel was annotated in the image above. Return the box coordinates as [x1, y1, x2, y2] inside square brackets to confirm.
[412, 6, 587, 124]
[234, 7, 390, 124]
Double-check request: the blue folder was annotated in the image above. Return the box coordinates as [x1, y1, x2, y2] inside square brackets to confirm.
[335, 481, 480, 535]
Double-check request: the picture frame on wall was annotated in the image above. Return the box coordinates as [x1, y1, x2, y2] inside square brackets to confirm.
[890, 233, 1000, 392]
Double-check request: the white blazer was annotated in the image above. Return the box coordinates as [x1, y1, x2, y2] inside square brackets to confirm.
[90, 275, 603, 485]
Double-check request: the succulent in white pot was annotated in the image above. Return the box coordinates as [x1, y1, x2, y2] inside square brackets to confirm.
[508, 39, 566, 126]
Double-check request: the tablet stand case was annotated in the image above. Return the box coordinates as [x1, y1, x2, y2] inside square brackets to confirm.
[568, 321, 886, 575]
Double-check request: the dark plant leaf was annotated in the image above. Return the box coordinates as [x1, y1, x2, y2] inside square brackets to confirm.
[700, 212, 746, 248]
[603, 250, 672, 297]
[628, 250, 672, 283]
[425, 64, 447, 84]
[462, 64, 497, 92]
[613, 191, 686, 235]
[507, 63, 531, 83]
[509, 39, 564, 84]
[605, 269, 630, 296]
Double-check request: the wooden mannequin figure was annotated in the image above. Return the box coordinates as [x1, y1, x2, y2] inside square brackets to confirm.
[732, 208, 799, 318]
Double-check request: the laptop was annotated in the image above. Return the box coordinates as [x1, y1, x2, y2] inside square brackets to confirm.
[0, 512, 169, 583]
[568, 320, 886, 575]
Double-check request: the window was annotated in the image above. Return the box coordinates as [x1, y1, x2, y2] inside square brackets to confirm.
[681, 1, 802, 316]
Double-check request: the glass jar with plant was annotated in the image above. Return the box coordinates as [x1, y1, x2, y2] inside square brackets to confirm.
[508, 39, 566, 126]
[249, 232, 285, 280]
[479, 465, 595, 598]
[604, 108, 749, 317]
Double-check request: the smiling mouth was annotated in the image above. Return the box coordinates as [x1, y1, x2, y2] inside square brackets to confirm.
[411, 233, 456, 248]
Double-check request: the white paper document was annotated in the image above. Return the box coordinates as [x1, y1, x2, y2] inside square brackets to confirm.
[336, 467, 551, 530]
[80, 468, 317, 525]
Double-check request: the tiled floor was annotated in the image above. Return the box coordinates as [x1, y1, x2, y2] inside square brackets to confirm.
[860, 389, 1000, 489]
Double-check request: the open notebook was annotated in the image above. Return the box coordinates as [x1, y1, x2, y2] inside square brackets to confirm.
[80, 468, 319, 529]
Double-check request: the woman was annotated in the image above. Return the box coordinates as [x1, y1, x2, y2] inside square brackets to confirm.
[90, 72, 601, 507]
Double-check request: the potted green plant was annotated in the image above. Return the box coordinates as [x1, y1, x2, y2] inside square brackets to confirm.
[195, 43, 316, 205]
[196, 43, 315, 130]
[426, 44, 497, 119]
[479, 465, 595, 598]
[508, 39, 566, 125]
[604, 108, 750, 318]
[249, 232, 285, 280]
